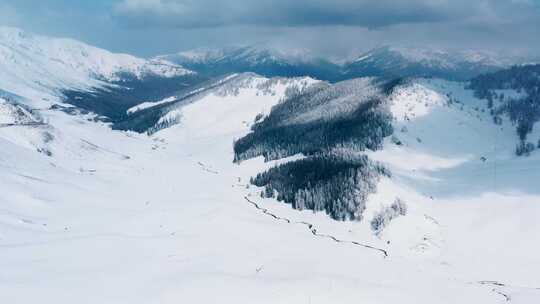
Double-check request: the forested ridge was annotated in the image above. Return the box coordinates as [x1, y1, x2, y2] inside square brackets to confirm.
[236, 78, 400, 221]
[234, 78, 394, 162]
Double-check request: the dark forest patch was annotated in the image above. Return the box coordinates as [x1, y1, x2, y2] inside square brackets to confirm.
[236, 78, 399, 221]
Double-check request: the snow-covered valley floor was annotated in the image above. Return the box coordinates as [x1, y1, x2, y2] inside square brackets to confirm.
[1, 78, 540, 304]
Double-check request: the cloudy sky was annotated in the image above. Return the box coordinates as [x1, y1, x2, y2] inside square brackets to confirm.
[1, 0, 539, 59]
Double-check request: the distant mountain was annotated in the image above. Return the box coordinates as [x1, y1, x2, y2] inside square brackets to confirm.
[160, 45, 527, 82]
[158, 45, 342, 82]
[343, 46, 518, 81]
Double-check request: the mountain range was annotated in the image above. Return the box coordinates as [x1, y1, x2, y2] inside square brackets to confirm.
[161, 44, 529, 82]
[343, 46, 519, 80]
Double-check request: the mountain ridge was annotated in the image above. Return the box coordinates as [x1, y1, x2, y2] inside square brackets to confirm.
[0, 26, 194, 106]
[160, 44, 530, 82]
[343, 45, 521, 81]
[158, 45, 342, 81]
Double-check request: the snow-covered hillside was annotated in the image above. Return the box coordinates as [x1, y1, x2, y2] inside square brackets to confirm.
[155, 74, 318, 134]
[4, 72, 540, 303]
[0, 27, 192, 106]
[1, 72, 540, 303]
[1, 27, 539, 303]
[115, 73, 319, 134]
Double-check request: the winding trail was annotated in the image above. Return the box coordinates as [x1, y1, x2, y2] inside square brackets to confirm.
[197, 162, 219, 174]
[244, 196, 388, 258]
[477, 281, 512, 302]
[80, 139, 131, 159]
[476, 280, 540, 302]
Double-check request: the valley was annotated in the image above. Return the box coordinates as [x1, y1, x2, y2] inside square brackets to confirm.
[0, 27, 539, 303]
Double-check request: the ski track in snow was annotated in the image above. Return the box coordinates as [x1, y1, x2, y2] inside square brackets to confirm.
[195, 158, 389, 257]
[197, 161, 219, 174]
[80, 139, 131, 160]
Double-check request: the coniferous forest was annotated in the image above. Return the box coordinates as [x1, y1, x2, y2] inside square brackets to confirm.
[251, 153, 390, 221]
[469, 64, 540, 155]
[235, 78, 399, 221]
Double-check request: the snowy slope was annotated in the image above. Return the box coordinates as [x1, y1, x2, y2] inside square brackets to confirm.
[1, 75, 540, 303]
[0, 27, 192, 106]
[229, 76, 540, 301]
[116, 73, 319, 134]
[1, 27, 539, 303]
[154, 74, 319, 135]
[126, 73, 240, 116]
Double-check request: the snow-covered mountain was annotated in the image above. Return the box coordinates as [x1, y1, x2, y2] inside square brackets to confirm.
[158, 45, 342, 81]
[0, 26, 193, 106]
[0, 27, 205, 121]
[343, 46, 518, 81]
[160, 45, 526, 82]
[1, 28, 540, 303]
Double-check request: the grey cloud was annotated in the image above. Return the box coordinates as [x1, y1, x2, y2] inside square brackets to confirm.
[110, 0, 540, 58]
[1, 0, 538, 58]
[113, 0, 476, 29]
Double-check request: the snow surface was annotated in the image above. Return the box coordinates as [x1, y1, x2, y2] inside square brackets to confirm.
[366, 79, 540, 284]
[127, 96, 177, 115]
[1, 65, 539, 304]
